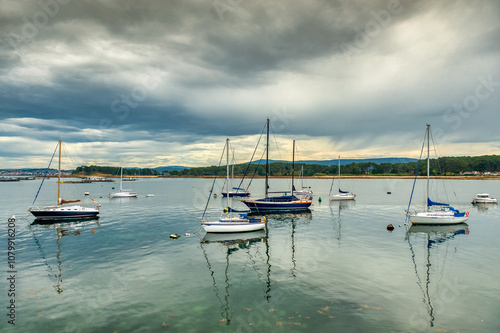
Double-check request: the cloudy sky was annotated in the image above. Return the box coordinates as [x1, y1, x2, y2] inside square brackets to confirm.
[1, 0, 500, 168]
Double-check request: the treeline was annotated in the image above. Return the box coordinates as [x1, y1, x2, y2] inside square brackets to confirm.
[73, 165, 160, 176]
[166, 155, 500, 177]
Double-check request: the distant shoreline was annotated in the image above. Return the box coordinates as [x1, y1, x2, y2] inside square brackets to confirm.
[59, 174, 500, 180]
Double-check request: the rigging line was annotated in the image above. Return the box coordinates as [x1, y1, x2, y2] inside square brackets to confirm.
[246, 148, 267, 191]
[237, 122, 266, 191]
[32, 142, 59, 205]
[269, 123, 282, 161]
[405, 130, 426, 228]
[201, 142, 226, 221]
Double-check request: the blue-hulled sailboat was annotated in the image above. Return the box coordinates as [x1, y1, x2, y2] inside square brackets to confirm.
[29, 140, 100, 220]
[242, 119, 312, 213]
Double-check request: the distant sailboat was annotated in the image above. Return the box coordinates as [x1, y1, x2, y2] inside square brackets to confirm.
[407, 124, 469, 225]
[242, 119, 312, 212]
[329, 155, 355, 201]
[222, 148, 250, 197]
[294, 166, 313, 199]
[29, 140, 100, 220]
[109, 166, 138, 198]
[201, 138, 266, 233]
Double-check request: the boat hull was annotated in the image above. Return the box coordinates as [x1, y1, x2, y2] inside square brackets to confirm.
[472, 198, 497, 204]
[242, 198, 312, 212]
[409, 212, 468, 225]
[29, 205, 99, 220]
[222, 192, 250, 197]
[330, 193, 355, 201]
[202, 218, 265, 233]
[109, 192, 138, 198]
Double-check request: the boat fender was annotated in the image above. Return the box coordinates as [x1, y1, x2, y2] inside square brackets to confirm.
[386, 224, 394, 231]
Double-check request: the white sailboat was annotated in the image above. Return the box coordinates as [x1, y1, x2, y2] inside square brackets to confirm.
[109, 166, 138, 198]
[294, 166, 313, 199]
[407, 124, 469, 225]
[29, 140, 100, 220]
[201, 138, 266, 233]
[329, 155, 355, 201]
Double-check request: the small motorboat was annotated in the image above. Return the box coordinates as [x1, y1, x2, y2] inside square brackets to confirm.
[472, 193, 498, 204]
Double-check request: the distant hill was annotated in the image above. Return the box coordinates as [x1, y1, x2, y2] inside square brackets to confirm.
[155, 166, 192, 172]
[248, 158, 418, 166]
[0, 168, 71, 173]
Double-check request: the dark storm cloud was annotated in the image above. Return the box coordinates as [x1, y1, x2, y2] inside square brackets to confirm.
[1, 0, 500, 167]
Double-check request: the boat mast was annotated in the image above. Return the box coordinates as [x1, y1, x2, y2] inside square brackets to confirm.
[120, 166, 123, 192]
[426, 124, 430, 211]
[291, 140, 295, 196]
[57, 139, 61, 205]
[226, 137, 230, 210]
[265, 118, 269, 198]
[338, 155, 341, 191]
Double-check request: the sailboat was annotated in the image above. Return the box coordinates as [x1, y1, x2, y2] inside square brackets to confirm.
[329, 155, 355, 201]
[294, 166, 313, 199]
[201, 138, 266, 233]
[29, 140, 100, 220]
[109, 166, 138, 198]
[242, 120, 312, 212]
[407, 124, 469, 225]
[222, 149, 250, 197]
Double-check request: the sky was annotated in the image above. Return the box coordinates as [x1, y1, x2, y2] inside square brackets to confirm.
[1, 0, 500, 169]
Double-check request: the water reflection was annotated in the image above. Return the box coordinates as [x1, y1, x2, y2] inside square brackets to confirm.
[265, 211, 312, 277]
[29, 218, 100, 294]
[472, 202, 498, 212]
[329, 200, 355, 244]
[405, 223, 469, 328]
[200, 230, 269, 325]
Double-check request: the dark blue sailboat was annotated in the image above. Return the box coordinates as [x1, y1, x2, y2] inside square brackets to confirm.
[242, 119, 312, 213]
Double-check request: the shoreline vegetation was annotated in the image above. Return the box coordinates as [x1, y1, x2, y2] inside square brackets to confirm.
[67, 154, 500, 180]
[61, 174, 500, 180]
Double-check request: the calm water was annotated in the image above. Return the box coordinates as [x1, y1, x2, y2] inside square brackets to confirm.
[1, 177, 500, 332]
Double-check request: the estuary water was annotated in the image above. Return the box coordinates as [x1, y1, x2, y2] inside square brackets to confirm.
[1, 177, 499, 332]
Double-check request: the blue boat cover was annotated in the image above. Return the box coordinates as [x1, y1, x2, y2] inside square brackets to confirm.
[427, 198, 448, 207]
[339, 189, 349, 194]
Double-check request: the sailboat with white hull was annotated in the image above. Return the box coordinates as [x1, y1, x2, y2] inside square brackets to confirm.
[407, 124, 469, 225]
[329, 155, 355, 201]
[109, 166, 138, 198]
[201, 138, 266, 233]
[242, 119, 312, 212]
[29, 140, 100, 220]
